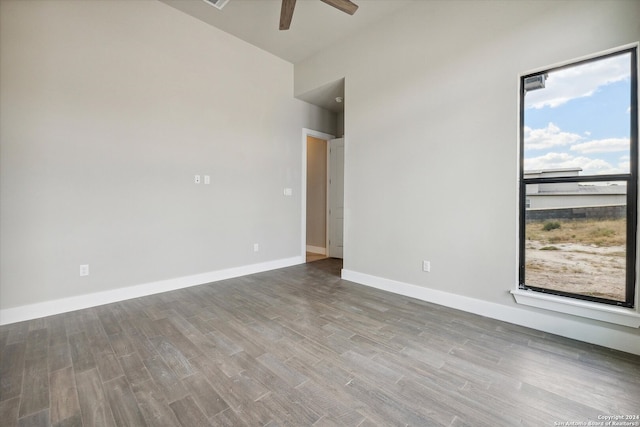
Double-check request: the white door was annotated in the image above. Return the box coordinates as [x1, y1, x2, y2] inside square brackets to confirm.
[328, 138, 344, 258]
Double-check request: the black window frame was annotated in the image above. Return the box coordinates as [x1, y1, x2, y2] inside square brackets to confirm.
[518, 47, 639, 308]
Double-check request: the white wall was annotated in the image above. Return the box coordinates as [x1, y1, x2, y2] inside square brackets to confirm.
[0, 0, 335, 318]
[337, 112, 344, 138]
[295, 0, 640, 353]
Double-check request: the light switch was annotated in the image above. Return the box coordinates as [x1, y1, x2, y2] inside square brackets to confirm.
[204, 175, 210, 185]
[283, 188, 293, 196]
[80, 264, 89, 276]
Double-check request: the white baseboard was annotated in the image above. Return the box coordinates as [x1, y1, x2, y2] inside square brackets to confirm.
[341, 269, 640, 356]
[306, 245, 326, 255]
[0, 256, 304, 326]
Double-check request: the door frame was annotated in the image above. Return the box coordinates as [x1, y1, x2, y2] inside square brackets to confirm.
[327, 137, 344, 258]
[301, 128, 335, 260]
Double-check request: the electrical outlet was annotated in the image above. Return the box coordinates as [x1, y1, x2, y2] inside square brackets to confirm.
[194, 175, 201, 184]
[422, 260, 430, 272]
[80, 264, 89, 276]
[254, 243, 259, 252]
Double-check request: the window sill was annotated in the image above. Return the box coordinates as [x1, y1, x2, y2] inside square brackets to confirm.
[511, 289, 640, 328]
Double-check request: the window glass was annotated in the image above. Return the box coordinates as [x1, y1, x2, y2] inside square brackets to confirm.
[520, 48, 637, 307]
[524, 181, 626, 302]
[524, 53, 631, 176]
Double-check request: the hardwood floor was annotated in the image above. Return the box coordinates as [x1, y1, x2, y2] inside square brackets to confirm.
[1, 258, 639, 426]
[306, 252, 328, 263]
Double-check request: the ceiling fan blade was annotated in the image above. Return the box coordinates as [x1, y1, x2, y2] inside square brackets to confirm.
[319, 0, 359, 15]
[280, 0, 297, 30]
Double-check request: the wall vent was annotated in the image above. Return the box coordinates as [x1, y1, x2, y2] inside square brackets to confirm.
[202, 0, 230, 10]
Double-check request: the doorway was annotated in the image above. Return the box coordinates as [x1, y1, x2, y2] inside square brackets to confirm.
[302, 129, 344, 263]
[306, 135, 328, 262]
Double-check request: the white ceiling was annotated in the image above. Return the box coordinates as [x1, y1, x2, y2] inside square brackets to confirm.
[160, 0, 415, 112]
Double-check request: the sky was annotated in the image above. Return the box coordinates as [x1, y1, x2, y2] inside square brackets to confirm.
[524, 52, 632, 177]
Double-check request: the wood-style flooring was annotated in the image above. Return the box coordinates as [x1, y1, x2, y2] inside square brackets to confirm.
[1, 258, 639, 426]
[305, 252, 327, 263]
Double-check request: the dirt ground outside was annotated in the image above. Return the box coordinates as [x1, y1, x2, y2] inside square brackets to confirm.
[524, 219, 626, 302]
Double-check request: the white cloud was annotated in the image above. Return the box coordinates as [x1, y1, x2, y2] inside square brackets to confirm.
[524, 152, 622, 175]
[582, 159, 624, 175]
[618, 155, 630, 172]
[525, 152, 584, 170]
[619, 160, 631, 171]
[570, 138, 629, 154]
[524, 122, 582, 150]
[525, 53, 630, 109]
[524, 123, 631, 175]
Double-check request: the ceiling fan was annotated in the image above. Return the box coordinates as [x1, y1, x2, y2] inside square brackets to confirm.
[280, 0, 359, 30]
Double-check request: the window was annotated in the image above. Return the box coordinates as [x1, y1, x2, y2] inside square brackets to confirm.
[519, 47, 638, 308]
